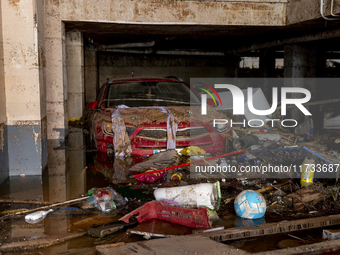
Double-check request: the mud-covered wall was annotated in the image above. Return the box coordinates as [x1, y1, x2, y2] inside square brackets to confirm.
[61, 0, 287, 26]
[287, 0, 340, 25]
[0, 0, 47, 176]
[0, 2, 8, 184]
[0, 1, 5, 127]
[98, 52, 239, 89]
[44, 0, 68, 141]
[2, 0, 42, 124]
[66, 31, 84, 121]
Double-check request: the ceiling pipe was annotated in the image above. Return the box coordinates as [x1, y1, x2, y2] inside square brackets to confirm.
[320, 0, 340, 20]
[102, 48, 225, 56]
[103, 41, 155, 49]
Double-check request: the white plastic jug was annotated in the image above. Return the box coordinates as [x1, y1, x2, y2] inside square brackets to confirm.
[153, 183, 219, 209]
[25, 209, 54, 224]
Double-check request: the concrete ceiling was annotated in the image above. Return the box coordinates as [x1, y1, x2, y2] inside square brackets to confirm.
[65, 18, 340, 53]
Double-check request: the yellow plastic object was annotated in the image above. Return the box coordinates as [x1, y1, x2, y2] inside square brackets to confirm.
[300, 157, 316, 187]
[1, 208, 27, 214]
[180, 146, 206, 156]
[171, 173, 182, 181]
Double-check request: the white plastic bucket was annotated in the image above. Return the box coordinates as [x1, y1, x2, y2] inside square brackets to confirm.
[153, 183, 219, 209]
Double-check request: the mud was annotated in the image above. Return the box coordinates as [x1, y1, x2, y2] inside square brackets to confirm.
[1, 127, 340, 254]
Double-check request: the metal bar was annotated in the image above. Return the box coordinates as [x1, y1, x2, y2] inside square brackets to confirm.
[321, 0, 340, 20]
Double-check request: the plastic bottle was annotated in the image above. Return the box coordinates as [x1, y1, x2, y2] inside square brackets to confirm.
[25, 209, 54, 224]
[98, 200, 116, 213]
[153, 182, 221, 209]
[300, 157, 316, 187]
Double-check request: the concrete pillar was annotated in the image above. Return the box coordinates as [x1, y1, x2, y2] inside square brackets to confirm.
[67, 128, 86, 198]
[284, 42, 325, 132]
[0, 1, 8, 184]
[259, 49, 276, 103]
[66, 31, 84, 121]
[0, 0, 47, 177]
[44, 0, 68, 143]
[284, 43, 319, 80]
[47, 139, 67, 203]
[85, 49, 98, 104]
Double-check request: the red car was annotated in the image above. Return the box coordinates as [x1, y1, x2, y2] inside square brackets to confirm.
[86, 77, 230, 156]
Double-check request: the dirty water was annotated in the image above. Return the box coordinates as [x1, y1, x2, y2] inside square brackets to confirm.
[0, 127, 338, 254]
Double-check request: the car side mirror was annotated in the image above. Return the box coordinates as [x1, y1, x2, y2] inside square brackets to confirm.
[87, 101, 98, 110]
[207, 98, 218, 106]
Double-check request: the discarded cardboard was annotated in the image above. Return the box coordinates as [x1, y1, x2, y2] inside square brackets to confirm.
[286, 185, 328, 211]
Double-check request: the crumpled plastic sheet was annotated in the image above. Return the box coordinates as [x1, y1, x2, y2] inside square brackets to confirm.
[112, 105, 132, 158]
[111, 105, 178, 158]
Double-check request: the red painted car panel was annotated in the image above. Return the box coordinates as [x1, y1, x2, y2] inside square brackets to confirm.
[87, 78, 230, 156]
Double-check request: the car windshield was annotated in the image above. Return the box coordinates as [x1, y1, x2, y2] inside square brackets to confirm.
[105, 81, 201, 107]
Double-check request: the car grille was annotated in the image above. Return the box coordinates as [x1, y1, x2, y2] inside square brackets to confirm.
[137, 127, 210, 141]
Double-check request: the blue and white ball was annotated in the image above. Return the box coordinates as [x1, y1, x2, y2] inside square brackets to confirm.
[234, 190, 266, 219]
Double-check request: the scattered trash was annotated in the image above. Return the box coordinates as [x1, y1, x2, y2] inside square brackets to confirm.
[120, 201, 212, 228]
[25, 209, 54, 224]
[233, 135, 259, 150]
[130, 149, 180, 173]
[180, 146, 206, 156]
[225, 181, 290, 204]
[234, 190, 266, 219]
[323, 229, 340, 240]
[300, 157, 316, 187]
[0, 196, 88, 222]
[133, 149, 247, 179]
[295, 118, 314, 139]
[87, 220, 138, 238]
[171, 172, 182, 181]
[128, 219, 194, 239]
[286, 184, 328, 211]
[239, 153, 257, 163]
[253, 133, 281, 142]
[135, 168, 167, 183]
[154, 182, 220, 209]
[262, 140, 279, 149]
[98, 200, 116, 213]
[82, 187, 126, 212]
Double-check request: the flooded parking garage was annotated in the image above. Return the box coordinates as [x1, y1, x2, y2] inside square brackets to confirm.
[2, 0, 340, 254]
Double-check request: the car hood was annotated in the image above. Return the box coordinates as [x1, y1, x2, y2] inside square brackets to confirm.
[104, 106, 227, 127]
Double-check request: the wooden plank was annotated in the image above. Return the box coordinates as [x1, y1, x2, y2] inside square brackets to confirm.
[201, 214, 340, 242]
[96, 235, 250, 255]
[257, 238, 340, 255]
[0, 232, 86, 252]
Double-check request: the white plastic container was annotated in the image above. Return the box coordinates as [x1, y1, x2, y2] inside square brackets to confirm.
[25, 209, 54, 224]
[153, 183, 219, 209]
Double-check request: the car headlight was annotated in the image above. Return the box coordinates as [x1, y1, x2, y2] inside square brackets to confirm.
[103, 123, 114, 136]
